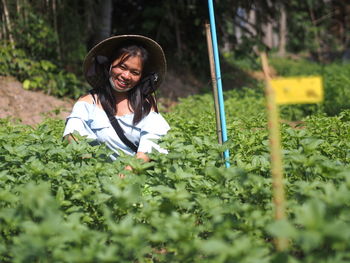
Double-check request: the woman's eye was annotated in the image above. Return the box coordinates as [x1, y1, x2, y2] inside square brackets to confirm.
[132, 71, 140, 76]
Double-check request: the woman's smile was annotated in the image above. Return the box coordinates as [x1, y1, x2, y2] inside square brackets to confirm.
[110, 55, 143, 92]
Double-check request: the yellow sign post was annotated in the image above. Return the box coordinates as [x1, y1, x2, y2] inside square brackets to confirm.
[260, 53, 323, 252]
[271, 76, 323, 105]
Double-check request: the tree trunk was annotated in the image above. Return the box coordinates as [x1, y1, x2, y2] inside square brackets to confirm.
[263, 21, 273, 49]
[173, 5, 182, 59]
[235, 8, 259, 39]
[2, 0, 15, 48]
[52, 0, 61, 60]
[235, 8, 244, 45]
[247, 8, 257, 37]
[247, 7, 258, 53]
[90, 0, 113, 47]
[307, 3, 322, 61]
[85, 0, 93, 43]
[23, 0, 27, 23]
[278, 4, 287, 57]
[345, 4, 350, 48]
[16, 0, 20, 14]
[0, 12, 4, 40]
[221, 14, 233, 53]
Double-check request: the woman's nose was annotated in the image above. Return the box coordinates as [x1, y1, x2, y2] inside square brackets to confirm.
[121, 70, 131, 79]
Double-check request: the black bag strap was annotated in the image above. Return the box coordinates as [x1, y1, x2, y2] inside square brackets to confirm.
[89, 90, 138, 153]
[105, 110, 138, 153]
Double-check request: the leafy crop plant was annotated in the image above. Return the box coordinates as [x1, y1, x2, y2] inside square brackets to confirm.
[1, 89, 350, 262]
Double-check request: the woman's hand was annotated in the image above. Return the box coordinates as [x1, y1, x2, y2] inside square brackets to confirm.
[64, 134, 78, 143]
[136, 152, 150, 162]
[118, 152, 150, 179]
[118, 165, 132, 179]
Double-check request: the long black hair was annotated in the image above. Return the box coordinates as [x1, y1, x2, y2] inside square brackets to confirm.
[93, 44, 159, 125]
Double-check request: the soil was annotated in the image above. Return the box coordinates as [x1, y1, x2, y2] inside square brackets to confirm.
[0, 72, 200, 125]
[0, 76, 74, 126]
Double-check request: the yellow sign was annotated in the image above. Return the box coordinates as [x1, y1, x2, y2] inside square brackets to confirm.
[270, 76, 323, 105]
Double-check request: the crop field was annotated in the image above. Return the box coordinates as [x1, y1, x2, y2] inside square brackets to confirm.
[1, 61, 350, 262]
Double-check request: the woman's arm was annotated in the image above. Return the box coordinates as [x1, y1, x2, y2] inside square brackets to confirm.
[63, 94, 97, 142]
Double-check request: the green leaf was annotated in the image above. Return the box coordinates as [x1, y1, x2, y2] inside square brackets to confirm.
[266, 219, 297, 239]
[23, 79, 31, 90]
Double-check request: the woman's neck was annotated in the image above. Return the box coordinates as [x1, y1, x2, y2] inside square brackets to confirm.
[114, 91, 133, 116]
[113, 90, 128, 102]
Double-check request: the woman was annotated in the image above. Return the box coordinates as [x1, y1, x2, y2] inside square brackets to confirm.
[63, 35, 170, 166]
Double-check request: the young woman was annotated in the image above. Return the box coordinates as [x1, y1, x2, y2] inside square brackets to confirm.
[63, 35, 170, 166]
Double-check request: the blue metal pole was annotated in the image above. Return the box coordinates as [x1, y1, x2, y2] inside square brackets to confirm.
[208, 0, 230, 167]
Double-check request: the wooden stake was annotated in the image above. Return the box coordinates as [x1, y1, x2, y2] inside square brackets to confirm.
[260, 52, 288, 251]
[205, 22, 223, 144]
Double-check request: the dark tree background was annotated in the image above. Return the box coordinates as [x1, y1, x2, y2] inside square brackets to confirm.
[1, 0, 350, 92]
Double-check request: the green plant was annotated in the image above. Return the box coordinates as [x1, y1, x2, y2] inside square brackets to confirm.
[13, 12, 58, 60]
[0, 42, 88, 99]
[2, 82, 350, 262]
[268, 58, 350, 117]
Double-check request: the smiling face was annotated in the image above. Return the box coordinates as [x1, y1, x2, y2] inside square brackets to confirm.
[109, 54, 143, 93]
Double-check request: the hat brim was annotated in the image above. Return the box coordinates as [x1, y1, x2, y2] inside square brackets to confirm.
[83, 35, 167, 89]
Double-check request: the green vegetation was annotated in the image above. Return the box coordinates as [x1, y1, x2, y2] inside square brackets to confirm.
[269, 58, 350, 117]
[1, 83, 350, 262]
[0, 42, 88, 98]
[1, 2, 350, 262]
[223, 57, 350, 119]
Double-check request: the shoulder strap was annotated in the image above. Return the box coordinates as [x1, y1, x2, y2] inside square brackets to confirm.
[88, 90, 138, 153]
[105, 111, 138, 153]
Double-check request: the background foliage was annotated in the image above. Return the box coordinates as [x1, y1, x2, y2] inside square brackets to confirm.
[1, 0, 350, 97]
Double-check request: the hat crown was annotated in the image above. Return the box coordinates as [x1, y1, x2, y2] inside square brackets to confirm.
[83, 35, 166, 90]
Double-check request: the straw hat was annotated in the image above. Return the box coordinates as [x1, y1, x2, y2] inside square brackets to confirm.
[83, 35, 167, 89]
